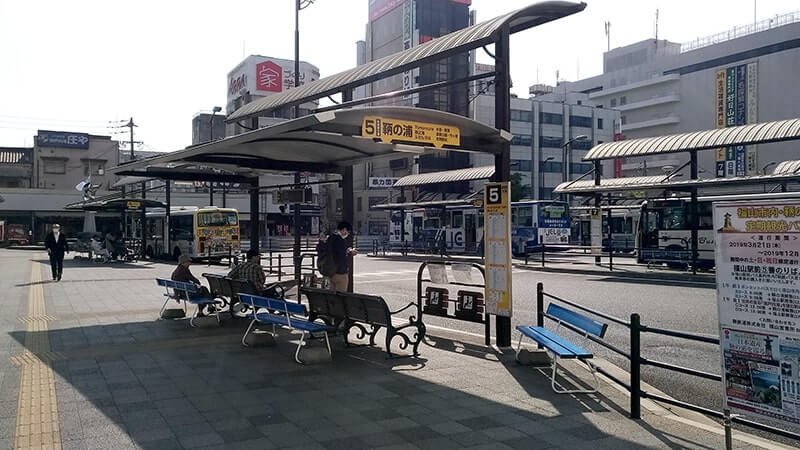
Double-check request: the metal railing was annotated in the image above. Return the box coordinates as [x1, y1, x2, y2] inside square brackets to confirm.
[680, 10, 800, 53]
[536, 282, 800, 442]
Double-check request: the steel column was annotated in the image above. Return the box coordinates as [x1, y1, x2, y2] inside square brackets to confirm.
[594, 161, 602, 265]
[343, 87, 355, 292]
[294, 172, 302, 290]
[493, 26, 512, 348]
[165, 180, 171, 257]
[690, 151, 699, 275]
[249, 178, 260, 251]
[140, 182, 147, 258]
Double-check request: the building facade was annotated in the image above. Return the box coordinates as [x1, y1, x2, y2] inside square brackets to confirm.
[192, 112, 227, 145]
[33, 130, 120, 191]
[0, 147, 33, 188]
[225, 55, 320, 137]
[548, 12, 800, 179]
[352, 0, 473, 233]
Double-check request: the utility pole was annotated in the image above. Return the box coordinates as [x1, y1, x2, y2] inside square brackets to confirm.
[124, 117, 137, 160]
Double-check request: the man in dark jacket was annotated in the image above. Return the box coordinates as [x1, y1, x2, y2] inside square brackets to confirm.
[327, 221, 356, 292]
[44, 224, 69, 281]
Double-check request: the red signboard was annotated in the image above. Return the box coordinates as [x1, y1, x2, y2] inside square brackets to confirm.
[256, 60, 283, 92]
[369, 0, 404, 21]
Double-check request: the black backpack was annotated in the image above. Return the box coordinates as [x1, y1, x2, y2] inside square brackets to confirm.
[317, 235, 337, 277]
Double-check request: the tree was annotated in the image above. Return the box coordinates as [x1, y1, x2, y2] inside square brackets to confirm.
[510, 173, 526, 202]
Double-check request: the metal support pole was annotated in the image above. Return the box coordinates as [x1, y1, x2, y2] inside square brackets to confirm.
[493, 26, 512, 348]
[690, 150, 699, 275]
[209, 184, 214, 206]
[607, 194, 613, 272]
[342, 88, 355, 293]
[294, 172, 302, 295]
[630, 313, 642, 419]
[723, 408, 733, 450]
[222, 186, 227, 208]
[536, 282, 544, 349]
[121, 185, 127, 239]
[249, 178, 260, 251]
[165, 180, 171, 257]
[140, 181, 147, 258]
[294, 0, 301, 119]
[594, 161, 602, 265]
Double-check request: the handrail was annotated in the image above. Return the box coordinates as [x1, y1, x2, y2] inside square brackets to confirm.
[640, 324, 719, 345]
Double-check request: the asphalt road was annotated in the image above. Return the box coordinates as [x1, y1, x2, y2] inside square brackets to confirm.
[348, 253, 800, 442]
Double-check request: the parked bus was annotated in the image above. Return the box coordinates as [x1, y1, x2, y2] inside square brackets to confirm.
[388, 200, 570, 256]
[145, 206, 240, 260]
[571, 206, 639, 253]
[637, 191, 800, 268]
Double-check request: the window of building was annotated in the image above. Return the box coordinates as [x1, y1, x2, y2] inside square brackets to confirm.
[42, 158, 66, 174]
[511, 134, 532, 146]
[539, 187, 555, 199]
[368, 197, 384, 208]
[610, 98, 617, 107]
[83, 161, 105, 177]
[540, 161, 562, 173]
[570, 162, 593, 174]
[539, 136, 563, 148]
[539, 112, 563, 125]
[597, 118, 604, 129]
[577, 100, 582, 105]
[621, 115, 627, 125]
[569, 115, 592, 128]
[357, 197, 362, 212]
[619, 96, 627, 105]
[510, 109, 532, 122]
[570, 139, 593, 150]
[511, 159, 532, 171]
[368, 221, 388, 235]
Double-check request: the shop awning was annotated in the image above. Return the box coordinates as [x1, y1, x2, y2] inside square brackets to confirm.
[227, 1, 586, 122]
[393, 166, 495, 188]
[583, 118, 800, 161]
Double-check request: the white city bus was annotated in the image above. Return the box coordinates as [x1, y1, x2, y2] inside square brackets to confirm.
[146, 206, 240, 260]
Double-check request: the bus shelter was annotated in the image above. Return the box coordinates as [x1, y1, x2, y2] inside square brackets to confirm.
[109, 1, 589, 346]
[555, 118, 800, 272]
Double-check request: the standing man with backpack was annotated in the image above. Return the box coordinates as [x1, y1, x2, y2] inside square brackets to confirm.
[317, 221, 356, 292]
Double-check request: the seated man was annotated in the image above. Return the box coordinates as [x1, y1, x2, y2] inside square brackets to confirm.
[171, 254, 210, 299]
[228, 248, 266, 292]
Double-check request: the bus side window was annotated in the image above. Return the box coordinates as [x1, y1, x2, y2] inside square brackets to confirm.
[452, 211, 463, 228]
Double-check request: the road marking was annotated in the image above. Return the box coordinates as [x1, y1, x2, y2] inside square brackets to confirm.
[14, 260, 61, 449]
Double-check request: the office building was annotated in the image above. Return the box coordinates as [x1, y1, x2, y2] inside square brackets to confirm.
[546, 11, 800, 178]
[34, 130, 120, 191]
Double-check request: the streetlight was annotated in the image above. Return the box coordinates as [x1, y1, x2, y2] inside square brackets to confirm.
[561, 134, 589, 202]
[295, 0, 315, 119]
[540, 156, 554, 200]
[210, 106, 222, 142]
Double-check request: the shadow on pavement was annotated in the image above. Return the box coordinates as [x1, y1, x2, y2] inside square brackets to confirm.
[590, 275, 716, 289]
[6, 312, 695, 450]
[30, 258, 154, 270]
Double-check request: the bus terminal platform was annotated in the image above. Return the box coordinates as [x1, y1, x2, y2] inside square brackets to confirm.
[1, 248, 785, 449]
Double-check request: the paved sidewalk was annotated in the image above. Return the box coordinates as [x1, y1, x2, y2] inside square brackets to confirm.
[0, 249, 786, 449]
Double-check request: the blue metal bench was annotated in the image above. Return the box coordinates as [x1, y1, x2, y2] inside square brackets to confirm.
[155, 278, 221, 327]
[238, 293, 336, 364]
[516, 303, 608, 394]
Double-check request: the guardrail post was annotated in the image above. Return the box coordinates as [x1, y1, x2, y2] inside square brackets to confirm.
[536, 283, 544, 350]
[630, 313, 642, 419]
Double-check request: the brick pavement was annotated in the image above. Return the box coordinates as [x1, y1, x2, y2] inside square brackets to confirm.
[0, 249, 789, 449]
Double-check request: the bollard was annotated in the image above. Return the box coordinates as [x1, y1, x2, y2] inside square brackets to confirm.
[536, 283, 544, 350]
[630, 313, 642, 419]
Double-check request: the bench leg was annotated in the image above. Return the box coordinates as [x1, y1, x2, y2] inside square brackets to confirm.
[158, 298, 170, 320]
[514, 333, 524, 362]
[549, 356, 599, 394]
[241, 319, 256, 347]
[324, 331, 332, 359]
[294, 331, 308, 364]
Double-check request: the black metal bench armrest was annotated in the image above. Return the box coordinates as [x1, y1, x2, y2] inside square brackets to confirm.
[389, 302, 418, 316]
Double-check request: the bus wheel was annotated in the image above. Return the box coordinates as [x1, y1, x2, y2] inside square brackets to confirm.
[172, 247, 181, 261]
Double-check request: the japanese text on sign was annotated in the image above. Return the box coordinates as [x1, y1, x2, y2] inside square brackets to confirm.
[362, 116, 460, 148]
[484, 182, 512, 317]
[368, 177, 399, 189]
[714, 200, 800, 426]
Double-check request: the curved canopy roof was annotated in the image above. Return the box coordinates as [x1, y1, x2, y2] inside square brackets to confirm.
[109, 107, 509, 177]
[227, 1, 586, 122]
[584, 118, 800, 161]
[65, 198, 166, 211]
[554, 173, 800, 195]
[773, 159, 800, 175]
[393, 166, 494, 188]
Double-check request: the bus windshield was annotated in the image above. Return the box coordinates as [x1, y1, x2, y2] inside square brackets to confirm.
[540, 204, 567, 219]
[197, 211, 238, 227]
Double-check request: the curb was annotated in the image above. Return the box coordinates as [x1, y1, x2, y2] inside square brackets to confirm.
[512, 262, 716, 284]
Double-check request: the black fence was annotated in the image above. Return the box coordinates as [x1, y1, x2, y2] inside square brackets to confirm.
[536, 282, 800, 442]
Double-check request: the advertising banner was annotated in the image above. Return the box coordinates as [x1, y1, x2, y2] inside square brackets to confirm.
[362, 116, 460, 148]
[484, 183, 512, 317]
[401, 0, 416, 104]
[369, 0, 404, 21]
[716, 63, 758, 177]
[716, 70, 726, 129]
[714, 200, 800, 425]
[37, 130, 90, 149]
[747, 62, 759, 175]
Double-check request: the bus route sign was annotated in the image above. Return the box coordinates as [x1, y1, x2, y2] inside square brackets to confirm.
[714, 200, 800, 426]
[361, 116, 460, 148]
[484, 182, 512, 317]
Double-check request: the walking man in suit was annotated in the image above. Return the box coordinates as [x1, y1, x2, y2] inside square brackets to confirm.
[44, 224, 69, 281]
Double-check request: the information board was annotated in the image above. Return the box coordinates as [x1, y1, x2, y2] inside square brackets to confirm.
[484, 182, 512, 317]
[361, 116, 460, 148]
[714, 200, 800, 425]
[590, 208, 602, 255]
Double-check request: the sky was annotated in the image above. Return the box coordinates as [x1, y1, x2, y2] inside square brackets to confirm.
[0, 0, 797, 153]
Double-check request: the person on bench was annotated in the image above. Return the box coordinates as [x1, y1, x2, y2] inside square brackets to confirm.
[228, 248, 271, 295]
[171, 254, 211, 300]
